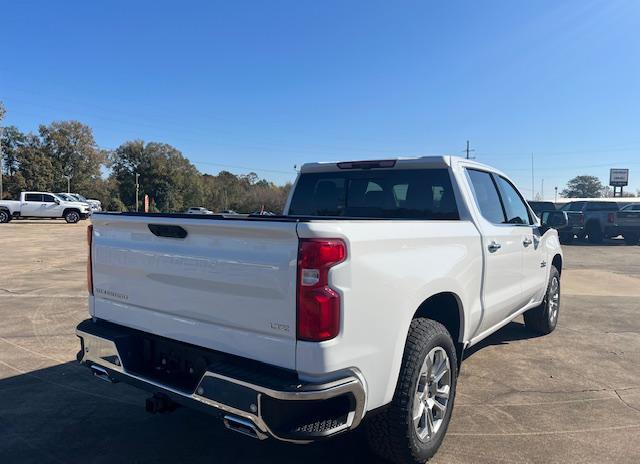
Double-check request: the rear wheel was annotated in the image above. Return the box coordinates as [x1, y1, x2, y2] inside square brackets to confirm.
[524, 266, 560, 335]
[64, 210, 80, 224]
[623, 233, 639, 245]
[366, 318, 457, 464]
[0, 209, 10, 223]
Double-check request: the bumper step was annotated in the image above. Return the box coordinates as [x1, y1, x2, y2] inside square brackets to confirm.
[76, 318, 366, 442]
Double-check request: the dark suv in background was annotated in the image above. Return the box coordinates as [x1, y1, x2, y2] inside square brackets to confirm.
[559, 201, 621, 244]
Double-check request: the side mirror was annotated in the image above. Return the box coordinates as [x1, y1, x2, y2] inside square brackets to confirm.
[541, 210, 568, 231]
[55, 198, 61, 205]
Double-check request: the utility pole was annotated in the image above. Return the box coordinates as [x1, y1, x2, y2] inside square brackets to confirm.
[465, 140, 475, 160]
[531, 153, 534, 200]
[135, 173, 140, 212]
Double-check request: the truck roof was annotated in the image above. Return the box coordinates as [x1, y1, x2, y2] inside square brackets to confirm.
[299, 155, 504, 176]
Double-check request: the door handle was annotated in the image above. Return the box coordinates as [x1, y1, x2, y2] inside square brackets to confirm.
[488, 241, 501, 253]
[523, 237, 533, 247]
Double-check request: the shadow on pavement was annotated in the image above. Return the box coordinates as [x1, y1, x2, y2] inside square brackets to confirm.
[0, 361, 385, 464]
[463, 321, 542, 361]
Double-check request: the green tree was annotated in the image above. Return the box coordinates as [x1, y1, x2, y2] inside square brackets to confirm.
[39, 121, 106, 194]
[110, 140, 203, 212]
[1, 126, 28, 198]
[561, 175, 605, 198]
[15, 134, 55, 192]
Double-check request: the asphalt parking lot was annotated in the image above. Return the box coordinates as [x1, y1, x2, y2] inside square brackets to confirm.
[0, 220, 639, 464]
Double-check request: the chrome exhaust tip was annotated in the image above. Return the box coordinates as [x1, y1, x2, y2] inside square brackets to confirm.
[223, 415, 268, 440]
[90, 365, 116, 383]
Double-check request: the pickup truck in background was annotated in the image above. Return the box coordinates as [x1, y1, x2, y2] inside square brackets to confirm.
[617, 203, 640, 245]
[186, 207, 215, 215]
[0, 191, 92, 223]
[558, 200, 621, 244]
[58, 193, 102, 213]
[76, 156, 567, 464]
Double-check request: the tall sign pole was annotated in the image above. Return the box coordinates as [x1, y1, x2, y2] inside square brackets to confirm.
[135, 173, 140, 212]
[609, 169, 629, 198]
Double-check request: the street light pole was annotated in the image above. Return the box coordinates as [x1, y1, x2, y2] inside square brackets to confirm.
[554, 186, 558, 203]
[63, 175, 71, 193]
[135, 173, 140, 212]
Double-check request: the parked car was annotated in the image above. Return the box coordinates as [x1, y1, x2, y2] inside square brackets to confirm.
[558, 200, 621, 244]
[0, 191, 92, 223]
[68, 193, 102, 212]
[186, 207, 215, 215]
[617, 203, 640, 245]
[76, 156, 566, 464]
[527, 200, 557, 217]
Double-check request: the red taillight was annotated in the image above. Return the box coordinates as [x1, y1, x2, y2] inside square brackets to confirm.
[608, 212, 616, 223]
[297, 239, 346, 342]
[87, 225, 94, 295]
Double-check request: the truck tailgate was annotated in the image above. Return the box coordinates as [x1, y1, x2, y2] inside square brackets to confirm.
[90, 214, 300, 369]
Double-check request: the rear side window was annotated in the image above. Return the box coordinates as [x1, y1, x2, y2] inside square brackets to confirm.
[585, 202, 619, 211]
[25, 193, 42, 202]
[561, 202, 585, 211]
[466, 170, 505, 224]
[494, 176, 532, 225]
[288, 169, 459, 219]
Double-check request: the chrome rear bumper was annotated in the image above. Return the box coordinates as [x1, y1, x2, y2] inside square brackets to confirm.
[76, 319, 366, 443]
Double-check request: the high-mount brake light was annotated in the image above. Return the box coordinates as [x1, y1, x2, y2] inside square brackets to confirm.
[297, 239, 346, 342]
[337, 160, 396, 170]
[87, 225, 94, 295]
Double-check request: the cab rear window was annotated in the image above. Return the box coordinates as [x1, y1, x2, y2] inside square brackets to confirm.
[288, 169, 459, 219]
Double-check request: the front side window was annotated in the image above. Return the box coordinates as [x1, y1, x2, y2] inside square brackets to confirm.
[288, 168, 459, 219]
[42, 194, 56, 203]
[466, 169, 505, 224]
[494, 176, 532, 225]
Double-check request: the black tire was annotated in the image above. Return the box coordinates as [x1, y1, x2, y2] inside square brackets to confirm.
[366, 319, 457, 464]
[524, 266, 560, 335]
[623, 233, 639, 245]
[0, 209, 10, 223]
[587, 222, 603, 244]
[559, 232, 573, 245]
[64, 210, 80, 224]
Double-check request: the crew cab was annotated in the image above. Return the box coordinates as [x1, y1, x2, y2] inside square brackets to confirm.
[76, 156, 566, 463]
[558, 200, 621, 244]
[617, 203, 640, 245]
[0, 191, 92, 223]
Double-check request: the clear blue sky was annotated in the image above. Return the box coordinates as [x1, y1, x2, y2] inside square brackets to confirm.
[2, 0, 639, 198]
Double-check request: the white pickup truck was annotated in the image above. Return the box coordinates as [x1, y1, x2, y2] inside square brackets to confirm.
[76, 156, 567, 463]
[0, 191, 92, 223]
